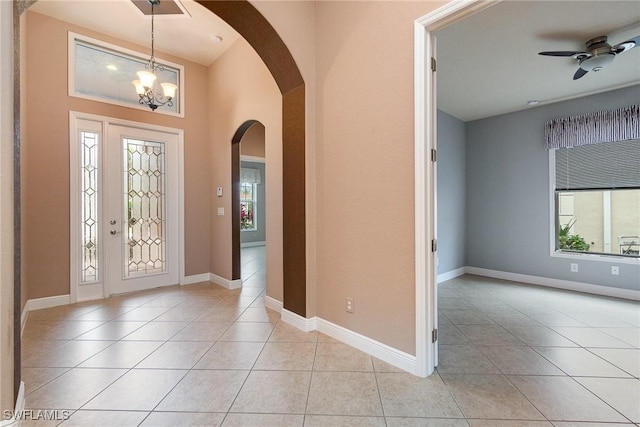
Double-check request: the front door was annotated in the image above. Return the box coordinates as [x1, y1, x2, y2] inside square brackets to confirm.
[105, 124, 179, 294]
[70, 114, 181, 301]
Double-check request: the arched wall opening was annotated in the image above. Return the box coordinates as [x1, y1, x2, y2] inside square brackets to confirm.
[197, 1, 306, 317]
[231, 119, 262, 281]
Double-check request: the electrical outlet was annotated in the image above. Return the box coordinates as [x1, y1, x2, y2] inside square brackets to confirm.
[611, 266, 619, 275]
[346, 297, 354, 313]
[570, 263, 578, 272]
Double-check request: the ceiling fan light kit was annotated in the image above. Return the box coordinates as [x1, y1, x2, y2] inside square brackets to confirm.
[539, 34, 640, 80]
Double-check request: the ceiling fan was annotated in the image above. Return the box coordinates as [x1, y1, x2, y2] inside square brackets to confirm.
[539, 34, 640, 80]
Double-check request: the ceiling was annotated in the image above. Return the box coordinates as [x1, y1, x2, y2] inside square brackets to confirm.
[30, 0, 640, 122]
[435, 1, 640, 122]
[30, 0, 240, 66]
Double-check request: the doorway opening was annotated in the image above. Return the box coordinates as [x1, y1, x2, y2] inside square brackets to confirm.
[414, 0, 495, 377]
[231, 120, 267, 290]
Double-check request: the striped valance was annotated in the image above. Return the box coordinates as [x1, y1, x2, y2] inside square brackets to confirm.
[545, 105, 640, 150]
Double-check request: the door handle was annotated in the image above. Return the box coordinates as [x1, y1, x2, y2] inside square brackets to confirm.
[110, 230, 117, 235]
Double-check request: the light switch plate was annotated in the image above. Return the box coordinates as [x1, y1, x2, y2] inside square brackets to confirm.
[216, 187, 223, 197]
[217, 207, 224, 216]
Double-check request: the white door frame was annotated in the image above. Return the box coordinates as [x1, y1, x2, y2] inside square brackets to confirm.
[69, 111, 185, 302]
[414, 0, 496, 377]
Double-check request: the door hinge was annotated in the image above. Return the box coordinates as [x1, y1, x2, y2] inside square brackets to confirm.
[431, 148, 437, 162]
[431, 57, 436, 72]
[432, 328, 438, 343]
[431, 239, 437, 252]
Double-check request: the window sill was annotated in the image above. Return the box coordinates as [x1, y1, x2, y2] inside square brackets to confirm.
[551, 250, 640, 265]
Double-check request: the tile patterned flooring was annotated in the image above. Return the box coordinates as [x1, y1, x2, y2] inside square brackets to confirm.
[21, 250, 640, 426]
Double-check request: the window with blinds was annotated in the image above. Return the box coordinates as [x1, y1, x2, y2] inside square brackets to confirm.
[554, 139, 640, 257]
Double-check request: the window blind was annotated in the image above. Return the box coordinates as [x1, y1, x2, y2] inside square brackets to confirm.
[555, 139, 640, 191]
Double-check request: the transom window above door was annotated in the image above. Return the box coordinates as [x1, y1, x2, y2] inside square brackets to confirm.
[69, 32, 184, 116]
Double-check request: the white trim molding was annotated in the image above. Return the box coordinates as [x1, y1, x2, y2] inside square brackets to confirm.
[315, 317, 417, 375]
[209, 273, 242, 290]
[182, 273, 211, 285]
[437, 267, 466, 283]
[264, 296, 283, 313]
[278, 310, 417, 375]
[240, 155, 266, 164]
[465, 266, 640, 301]
[281, 309, 315, 333]
[21, 295, 72, 337]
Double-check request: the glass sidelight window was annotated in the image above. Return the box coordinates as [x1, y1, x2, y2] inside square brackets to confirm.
[80, 130, 100, 283]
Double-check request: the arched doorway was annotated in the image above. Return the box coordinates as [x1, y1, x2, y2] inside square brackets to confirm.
[231, 119, 262, 281]
[195, 1, 307, 317]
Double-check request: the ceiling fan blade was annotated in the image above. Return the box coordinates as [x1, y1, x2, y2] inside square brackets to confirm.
[539, 51, 582, 57]
[573, 68, 588, 80]
[612, 35, 640, 54]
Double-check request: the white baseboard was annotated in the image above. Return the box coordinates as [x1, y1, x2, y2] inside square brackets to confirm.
[22, 294, 72, 337]
[437, 267, 465, 283]
[264, 296, 283, 313]
[209, 273, 242, 290]
[241, 241, 266, 248]
[465, 267, 640, 301]
[0, 381, 24, 427]
[281, 309, 316, 332]
[314, 317, 417, 374]
[182, 273, 211, 285]
[278, 309, 416, 374]
[22, 295, 72, 336]
[26, 294, 71, 311]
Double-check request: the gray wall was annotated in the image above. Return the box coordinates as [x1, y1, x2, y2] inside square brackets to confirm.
[465, 85, 640, 291]
[437, 110, 466, 275]
[240, 161, 266, 245]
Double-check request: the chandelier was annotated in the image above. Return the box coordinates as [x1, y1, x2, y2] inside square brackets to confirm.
[132, 0, 178, 111]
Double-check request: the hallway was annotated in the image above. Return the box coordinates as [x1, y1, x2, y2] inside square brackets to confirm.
[20, 270, 640, 426]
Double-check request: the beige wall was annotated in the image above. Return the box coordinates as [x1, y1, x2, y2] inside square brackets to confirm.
[23, 11, 211, 300]
[313, 1, 442, 354]
[240, 123, 266, 158]
[1, 0, 15, 413]
[208, 38, 283, 300]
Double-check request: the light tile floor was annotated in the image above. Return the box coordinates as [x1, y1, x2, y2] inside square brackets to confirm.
[21, 253, 640, 426]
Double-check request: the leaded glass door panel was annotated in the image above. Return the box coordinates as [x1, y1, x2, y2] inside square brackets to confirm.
[106, 124, 179, 294]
